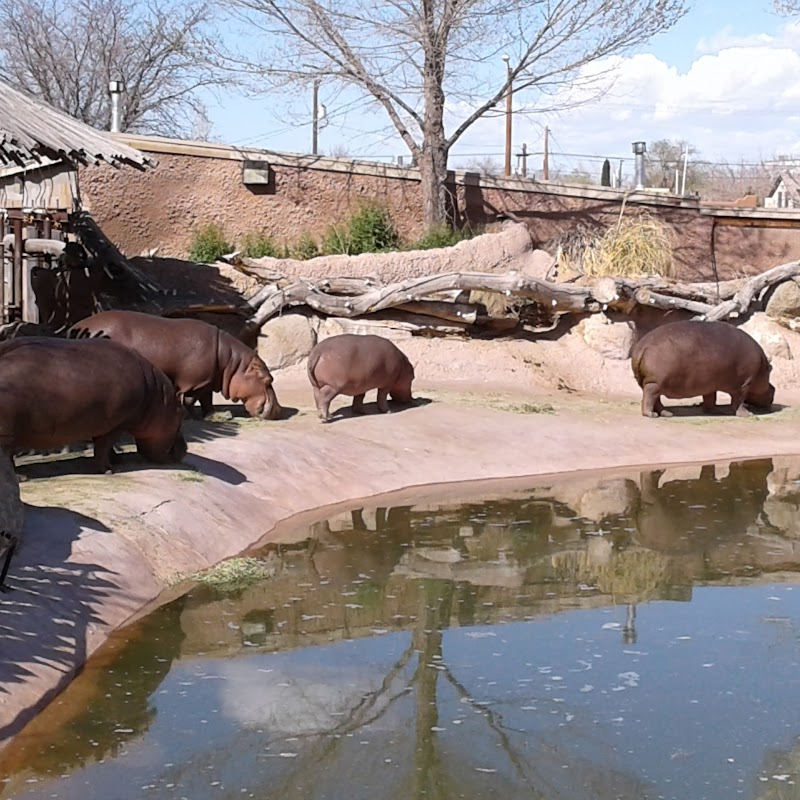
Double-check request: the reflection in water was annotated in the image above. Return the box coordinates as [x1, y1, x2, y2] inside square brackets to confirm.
[4, 457, 800, 799]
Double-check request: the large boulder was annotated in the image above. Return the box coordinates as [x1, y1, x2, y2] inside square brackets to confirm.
[738, 314, 792, 360]
[766, 279, 800, 321]
[257, 313, 317, 369]
[0, 451, 23, 540]
[576, 313, 635, 360]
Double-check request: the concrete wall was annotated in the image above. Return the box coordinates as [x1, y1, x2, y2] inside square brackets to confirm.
[78, 134, 800, 282]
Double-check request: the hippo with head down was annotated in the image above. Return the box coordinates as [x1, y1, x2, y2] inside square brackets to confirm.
[307, 333, 415, 422]
[69, 310, 281, 420]
[630, 320, 775, 418]
[0, 337, 187, 473]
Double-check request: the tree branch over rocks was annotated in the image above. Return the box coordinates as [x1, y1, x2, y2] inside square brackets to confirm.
[235, 256, 800, 335]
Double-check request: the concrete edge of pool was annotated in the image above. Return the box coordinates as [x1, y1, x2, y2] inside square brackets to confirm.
[2, 393, 800, 748]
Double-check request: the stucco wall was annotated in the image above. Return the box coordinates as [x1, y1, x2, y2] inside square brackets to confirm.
[78, 139, 800, 283]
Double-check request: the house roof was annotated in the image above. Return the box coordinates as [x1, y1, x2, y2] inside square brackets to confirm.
[768, 171, 800, 198]
[0, 80, 153, 169]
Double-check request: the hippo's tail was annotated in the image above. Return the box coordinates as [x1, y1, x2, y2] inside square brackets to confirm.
[629, 341, 646, 388]
[307, 349, 321, 389]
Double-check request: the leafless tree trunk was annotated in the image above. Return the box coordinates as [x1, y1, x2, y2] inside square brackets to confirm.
[222, 0, 687, 230]
[0, 0, 221, 137]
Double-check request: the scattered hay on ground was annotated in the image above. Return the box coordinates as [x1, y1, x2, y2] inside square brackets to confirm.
[192, 556, 275, 590]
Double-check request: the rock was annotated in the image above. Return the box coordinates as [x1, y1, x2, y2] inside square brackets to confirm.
[576, 478, 637, 522]
[257, 313, 317, 369]
[577, 313, 634, 360]
[766, 279, 800, 321]
[738, 314, 792, 360]
[0, 451, 23, 540]
[518, 248, 557, 280]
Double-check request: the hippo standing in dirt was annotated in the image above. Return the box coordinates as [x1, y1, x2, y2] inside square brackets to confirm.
[307, 334, 415, 422]
[69, 310, 281, 420]
[0, 337, 187, 473]
[630, 320, 775, 418]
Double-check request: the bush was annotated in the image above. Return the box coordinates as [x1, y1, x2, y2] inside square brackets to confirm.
[321, 201, 399, 255]
[409, 223, 482, 251]
[189, 223, 233, 263]
[288, 232, 320, 260]
[240, 231, 278, 259]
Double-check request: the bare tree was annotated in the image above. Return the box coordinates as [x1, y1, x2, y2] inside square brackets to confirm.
[0, 0, 221, 136]
[222, 0, 687, 229]
[773, 0, 800, 13]
[647, 139, 705, 192]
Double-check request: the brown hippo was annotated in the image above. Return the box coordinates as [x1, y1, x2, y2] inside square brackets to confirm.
[307, 334, 415, 422]
[630, 320, 775, 418]
[0, 337, 187, 473]
[69, 310, 281, 420]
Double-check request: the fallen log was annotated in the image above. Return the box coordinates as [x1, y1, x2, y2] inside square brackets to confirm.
[246, 272, 595, 329]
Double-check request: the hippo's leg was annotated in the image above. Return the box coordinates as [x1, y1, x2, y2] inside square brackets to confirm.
[641, 384, 671, 418]
[702, 392, 719, 414]
[351, 394, 367, 415]
[198, 389, 214, 418]
[92, 432, 120, 474]
[730, 389, 752, 417]
[313, 385, 337, 422]
[377, 388, 390, 414]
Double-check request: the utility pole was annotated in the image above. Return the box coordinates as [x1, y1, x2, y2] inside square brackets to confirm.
[520, 143, 528, 177]
[311, 78, 320, 156]
[502, 55, 512, 177]
[543, 126, 550, 181]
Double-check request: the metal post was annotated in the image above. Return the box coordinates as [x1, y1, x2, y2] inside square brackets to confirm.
[109, 80, 124, 133]
[11, 215, 23, 320]
[543, 126, 550, 181]
[502, 55, 512, 177]
[311, 78, 320, 156]
[520, 142, 527, 177]
[632, 141, 647, 190]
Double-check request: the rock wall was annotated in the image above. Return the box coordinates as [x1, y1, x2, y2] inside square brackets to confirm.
[78, 145, 800, 282]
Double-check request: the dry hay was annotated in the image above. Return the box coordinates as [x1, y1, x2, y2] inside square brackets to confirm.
[556, 212, 675, 279]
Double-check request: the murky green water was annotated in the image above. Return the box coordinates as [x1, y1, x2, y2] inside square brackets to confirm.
[6, 458, 800, 799]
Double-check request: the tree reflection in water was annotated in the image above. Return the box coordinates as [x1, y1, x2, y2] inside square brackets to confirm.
[5, 457, 800, 799]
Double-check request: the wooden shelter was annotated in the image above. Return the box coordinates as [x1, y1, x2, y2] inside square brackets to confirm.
[0, 80, 156, 326]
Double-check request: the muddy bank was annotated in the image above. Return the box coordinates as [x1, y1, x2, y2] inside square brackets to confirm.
[3, 379, 800, 748]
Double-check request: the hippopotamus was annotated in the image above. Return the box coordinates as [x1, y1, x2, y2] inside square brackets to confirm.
[69, 310, 281, 420]
[307, 334, 415, 422]
[630, 320, 775, 418]
[0, 337, 187, 473]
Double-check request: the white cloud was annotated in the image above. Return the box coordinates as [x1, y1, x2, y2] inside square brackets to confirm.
[449, 30, 800, 170]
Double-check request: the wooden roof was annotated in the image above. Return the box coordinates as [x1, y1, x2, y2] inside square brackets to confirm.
[0, 80, 153, 169]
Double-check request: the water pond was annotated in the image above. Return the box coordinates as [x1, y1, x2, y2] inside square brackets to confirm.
[4, 457, 800, 800]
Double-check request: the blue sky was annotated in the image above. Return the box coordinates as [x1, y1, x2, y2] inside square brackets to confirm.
[201, 1, 800, 174]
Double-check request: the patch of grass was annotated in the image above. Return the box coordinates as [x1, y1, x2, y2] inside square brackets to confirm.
[193, 557, 273, 590]
[175, 470, 205, 483]
[241, 231, 279, 259]
[189, 223, 233, 263]
[501, 402, 556, 414]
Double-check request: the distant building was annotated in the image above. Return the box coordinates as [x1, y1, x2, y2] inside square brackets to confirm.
[764, 172, 800, 209]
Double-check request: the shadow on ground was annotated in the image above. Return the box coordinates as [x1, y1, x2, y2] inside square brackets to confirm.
[0, 507, 117, 740]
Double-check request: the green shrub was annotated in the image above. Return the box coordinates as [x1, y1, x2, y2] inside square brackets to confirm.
[288, 232, 320, 260]
[189, 223, 233, 263]
[409, 223, 482, 251]
[240, 231, 278, 259]
[321, 201, 400, 255]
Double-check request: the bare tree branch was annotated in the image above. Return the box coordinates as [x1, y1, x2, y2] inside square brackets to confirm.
[220, 0, 688, 228]
[0, 0, 222, 137]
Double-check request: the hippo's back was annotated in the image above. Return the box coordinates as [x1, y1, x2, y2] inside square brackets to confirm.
[631, 320, 767, 389]
[0, 337, 174, 449]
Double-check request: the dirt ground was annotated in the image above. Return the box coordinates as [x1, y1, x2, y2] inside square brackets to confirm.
[4, 328, 800, 750]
